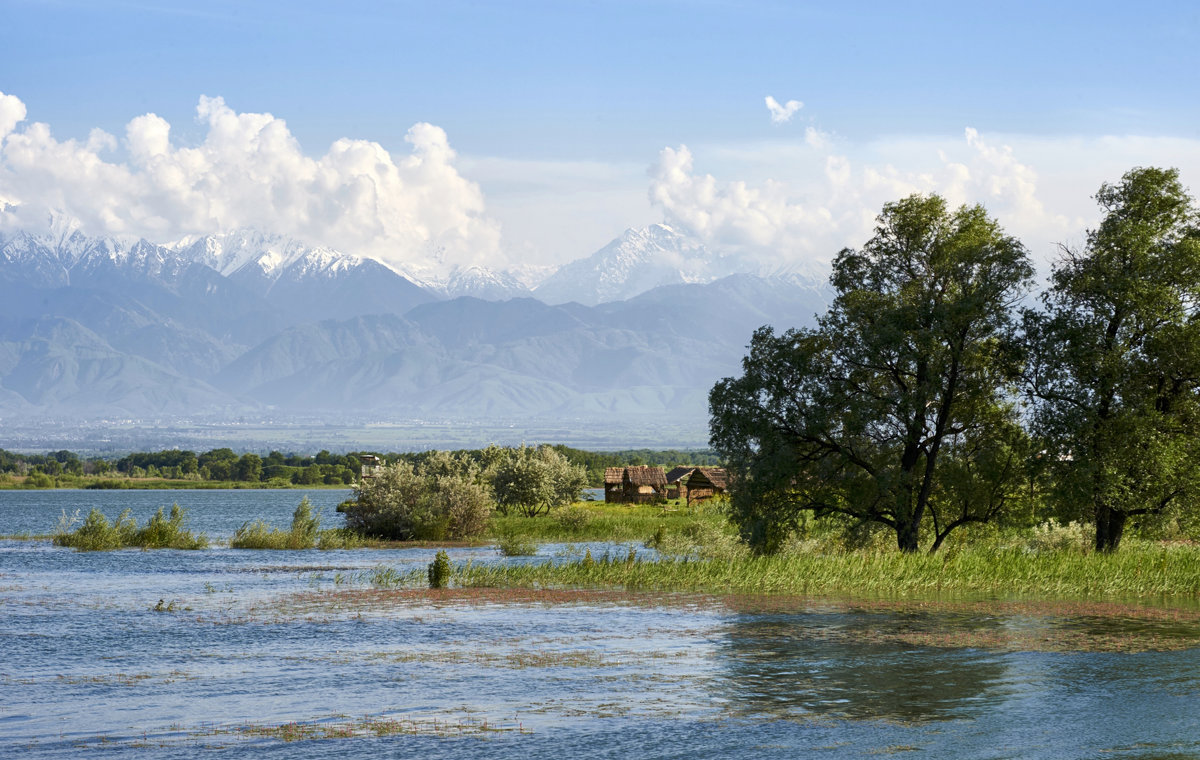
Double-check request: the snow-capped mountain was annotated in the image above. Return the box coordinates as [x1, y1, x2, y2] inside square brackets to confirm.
[173, 230, 359, 283]
[533, 223, 743, 305]
[437, 265, 532, 300]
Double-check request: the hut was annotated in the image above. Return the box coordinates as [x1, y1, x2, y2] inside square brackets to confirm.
[665, 466, 696, 500]
[604, 465, 668, 503]
[683, 467, 728, 506]
[604, 467, 626, 502]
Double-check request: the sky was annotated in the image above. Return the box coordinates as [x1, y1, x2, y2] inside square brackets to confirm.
[2, 0, 1199, 281]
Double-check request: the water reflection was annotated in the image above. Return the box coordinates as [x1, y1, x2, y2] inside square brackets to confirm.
[715, 610, 1008, 722]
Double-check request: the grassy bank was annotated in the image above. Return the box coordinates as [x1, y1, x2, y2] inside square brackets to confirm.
[451, 542, 1200, 599]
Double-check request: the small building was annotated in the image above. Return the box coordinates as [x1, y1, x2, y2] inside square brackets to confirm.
[665, 466, 695, 500]
[683, 467, 728, 506]
[604, 465, 668, 503]
[360, 455, 384, 480]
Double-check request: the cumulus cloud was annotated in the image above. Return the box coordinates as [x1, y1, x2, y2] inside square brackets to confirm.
[0, 92, 26, 140]
[765, 95, 802, 124]
[0, 92, 501, 278]
[648, 127, 1087, 275]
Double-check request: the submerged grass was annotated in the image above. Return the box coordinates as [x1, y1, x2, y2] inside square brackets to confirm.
[53, 505, 207, 551]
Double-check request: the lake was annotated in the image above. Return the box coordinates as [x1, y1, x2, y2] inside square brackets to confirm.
[2, 489, 1199, 758]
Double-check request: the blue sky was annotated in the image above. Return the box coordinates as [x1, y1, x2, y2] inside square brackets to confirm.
[3, 0, 1200, 276]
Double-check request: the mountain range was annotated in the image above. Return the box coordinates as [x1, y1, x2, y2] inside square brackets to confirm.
[0, 221, 830, 425]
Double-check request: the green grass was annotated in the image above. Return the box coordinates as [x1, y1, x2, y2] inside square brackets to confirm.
[454, 540, 1200, 599]
[53, 504, 208, 551]
[487, 499, 719, 542]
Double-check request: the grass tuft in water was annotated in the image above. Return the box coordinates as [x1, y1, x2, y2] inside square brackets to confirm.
[53, 505, 207, 551]
[230, 497, 322, 550]
[496, 533, 538, 556]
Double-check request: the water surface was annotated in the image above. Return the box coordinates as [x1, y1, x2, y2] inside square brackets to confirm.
[2, 490, 1199, 758]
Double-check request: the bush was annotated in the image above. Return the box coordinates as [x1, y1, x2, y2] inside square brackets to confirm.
[496, 533, 538, 556]
[342, 453, 491, 541]
[554, 504, 593, 532]
[490, 444, 587, 517]
[428, 550, 451, 588]
[26, 472, 54, 489]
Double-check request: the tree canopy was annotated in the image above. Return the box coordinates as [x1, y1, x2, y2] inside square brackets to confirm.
[1027, 167, 1200, 552]
[711, 194, 1033, 553]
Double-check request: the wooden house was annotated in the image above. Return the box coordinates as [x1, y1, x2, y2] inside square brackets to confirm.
[665, 466, 695, 500]
[604, 465, 668, 503]
[682, 467, 728, 506]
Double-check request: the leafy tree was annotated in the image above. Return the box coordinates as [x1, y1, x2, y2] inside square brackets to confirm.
[235, 453, 263, 482]
[491, 444, 587, 517]
[711, 194, 1033, 553]
[1026, 167, 1200, 552]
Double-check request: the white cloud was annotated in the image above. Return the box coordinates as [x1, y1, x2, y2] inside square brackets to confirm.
[0, 93, 501, 278]
[646, 127, 1131, 276]
[0, 92, 27, 141]
[765, 95, 802, 124]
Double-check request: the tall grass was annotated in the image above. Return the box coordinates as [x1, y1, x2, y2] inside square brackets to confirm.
[53, 505, 207, 551]
[488, 500, 722, 543]
[455, 540, 1200, 599]
[231, 497, 322, 549]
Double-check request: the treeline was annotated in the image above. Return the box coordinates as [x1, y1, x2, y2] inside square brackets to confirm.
[0, 445, 719, 489]
[712, 167, 1200, 555]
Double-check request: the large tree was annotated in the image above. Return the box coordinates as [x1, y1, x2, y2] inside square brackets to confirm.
[711, 194, 1033, 553]
[1027, 167, 1200, 552]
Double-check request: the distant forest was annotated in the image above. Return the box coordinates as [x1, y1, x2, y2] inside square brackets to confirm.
[0, 446, 719, 489]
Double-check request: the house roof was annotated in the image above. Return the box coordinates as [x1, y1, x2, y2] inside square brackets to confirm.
[604, 467, 625, 485]
[624, 465, 667, 487]
[665, 466, 696, 484]
[690, 467, 728, 490]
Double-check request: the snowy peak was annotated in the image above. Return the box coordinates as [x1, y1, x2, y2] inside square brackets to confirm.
[533, 223, 731, 305]
[174, 229, 350, 281]
[439, 265, 531, 300]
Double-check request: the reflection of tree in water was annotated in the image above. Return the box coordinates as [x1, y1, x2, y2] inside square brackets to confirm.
[713, 610, 1009, 723]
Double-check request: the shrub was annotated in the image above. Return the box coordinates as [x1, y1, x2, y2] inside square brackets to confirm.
[428, 550, 451, 588]
[490, 444, 587, 517]
[496, 533, 538, 556]
[554, 505, 593, 532]
[342, 456, 491, 541]
[26, 472, 54, 489]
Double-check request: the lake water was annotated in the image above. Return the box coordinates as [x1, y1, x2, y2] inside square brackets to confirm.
[3, 489, 1200, 758]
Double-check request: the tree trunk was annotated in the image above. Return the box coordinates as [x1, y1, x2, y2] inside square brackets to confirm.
[1094, 505, 1127, 553]
[896, 517, 920, 553]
